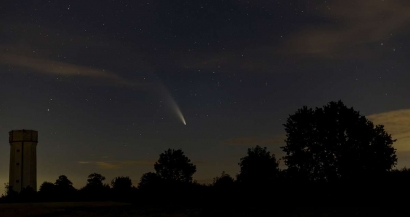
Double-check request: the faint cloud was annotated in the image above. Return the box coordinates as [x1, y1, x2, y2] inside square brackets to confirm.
[285, 0, 410, 58]
[77, 160, 155, 169]
[95, 161, 119, 169]
[178, 1, 410, 72]
[396, 151, 410, 168]
[0, 53, 135, 86]
[368, 109, 410, 168]
[368, 109, 410, 153]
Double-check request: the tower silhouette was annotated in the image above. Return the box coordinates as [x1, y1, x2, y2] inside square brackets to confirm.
[9, 130, 38, 192]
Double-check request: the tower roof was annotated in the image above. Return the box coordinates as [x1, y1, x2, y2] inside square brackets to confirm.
[9, 129, 38, 143]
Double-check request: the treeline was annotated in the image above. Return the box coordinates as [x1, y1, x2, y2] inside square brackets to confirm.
[2, 101, 410, 207]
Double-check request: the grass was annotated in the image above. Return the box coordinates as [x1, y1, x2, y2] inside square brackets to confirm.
[0, 202, 143, 217]
[1, 202, 410, 217]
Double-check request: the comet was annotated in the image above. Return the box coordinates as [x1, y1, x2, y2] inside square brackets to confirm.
[173, 102, 187, 125]
[165, 90, 187, 125]
[156, 83, 187, 126]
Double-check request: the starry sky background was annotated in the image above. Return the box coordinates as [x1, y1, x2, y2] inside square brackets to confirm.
[1, 0, 410, 190]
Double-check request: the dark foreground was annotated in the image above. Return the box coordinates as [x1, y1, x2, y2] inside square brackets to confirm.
[0, 202, 410, 217]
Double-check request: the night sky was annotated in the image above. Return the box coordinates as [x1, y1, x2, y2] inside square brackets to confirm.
[1, 0, 410, 190]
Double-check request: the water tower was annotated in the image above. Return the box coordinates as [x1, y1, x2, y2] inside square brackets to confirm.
[9, 130, 38, 192]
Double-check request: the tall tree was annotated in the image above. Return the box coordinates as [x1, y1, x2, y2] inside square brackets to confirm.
[281, 100, 397, 182]
[154, 149, 196, 182]
[237, 146, 279, 184]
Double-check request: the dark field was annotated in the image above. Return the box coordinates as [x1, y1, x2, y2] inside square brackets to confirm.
[0, 202, 140, 217]
[0, 202, 410, 217]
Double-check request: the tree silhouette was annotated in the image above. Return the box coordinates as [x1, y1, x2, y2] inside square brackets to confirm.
[237, 145, 279, 184]
[281, 100, 397, 182]
[81, 173, 110, 200]
[86, 173, 106, 188]
[111, 176, 133, 191]
[213, 171, 234, 188]
[2, 183, 17, 199]
[137, 172, 165, 204]
[38, 181, 55, 200]
[19, 186, 36, 202]
[55, 175, 75, 191]
[110, 176, 134, 201]
[154, 149, 197, 183]
[138, 172, 162, 190]
[211, 171, 236, 207]
[53, 175, 76, 200]
[54, 175, 73, 188]
[387, 167, 410, 188]
[39, 181, 55, 192]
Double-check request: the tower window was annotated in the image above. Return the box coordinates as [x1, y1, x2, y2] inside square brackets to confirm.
[17, 149, 20, 152]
